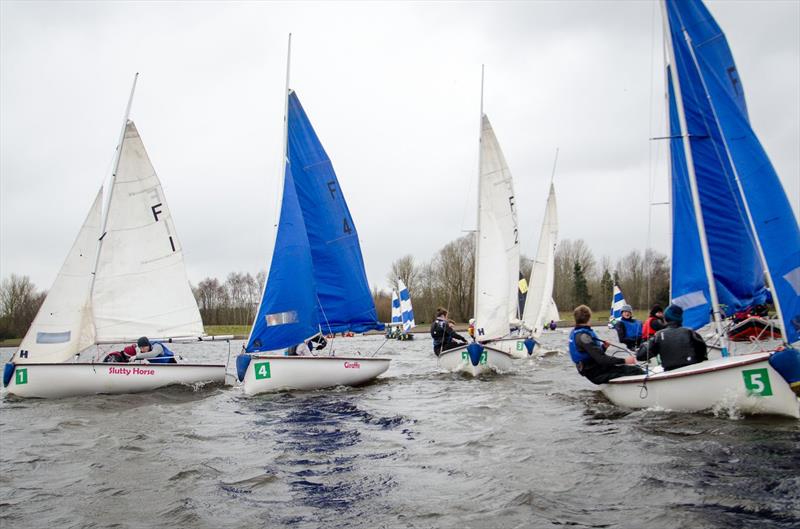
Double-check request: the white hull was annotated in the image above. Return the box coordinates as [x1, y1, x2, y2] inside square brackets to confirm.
[4, 362, 225, 399]
[437, 344, 514, 376]
[601, 352, 799, 419]
[241, 355, 390, 396]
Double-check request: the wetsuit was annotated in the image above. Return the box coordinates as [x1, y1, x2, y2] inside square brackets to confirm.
[636, 322, 707, 371]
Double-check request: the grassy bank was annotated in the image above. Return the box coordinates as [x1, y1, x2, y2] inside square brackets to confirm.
[204, 325, 250, 337]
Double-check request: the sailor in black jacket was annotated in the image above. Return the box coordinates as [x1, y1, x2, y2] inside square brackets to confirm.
[637, 304, 707, 371]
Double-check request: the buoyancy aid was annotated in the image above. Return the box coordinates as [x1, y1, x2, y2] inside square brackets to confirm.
[619, 318, 642, 340]
[147, 341, 176, 364]
[642, 317, 660, 340]
[568, 327, 601, 364]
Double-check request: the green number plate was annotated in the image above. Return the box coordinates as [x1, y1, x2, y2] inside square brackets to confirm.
[254, 362, 271, 380]
[742, 368, 772, 397]
[516, 341, 524, 351]
[15, 368, 28, 385]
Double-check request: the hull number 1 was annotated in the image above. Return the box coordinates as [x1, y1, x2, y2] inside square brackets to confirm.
[15, 368, 28, 385]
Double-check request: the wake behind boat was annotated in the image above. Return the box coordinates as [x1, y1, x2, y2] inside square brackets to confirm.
[598, 0, 800, 418]
[3, 75, 225, 398]
[235, 37, 390, 395]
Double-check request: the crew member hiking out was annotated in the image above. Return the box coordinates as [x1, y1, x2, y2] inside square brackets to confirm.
[569, 305, 643, 384]
[102, 336, 177, 364]
[430, 307, 467, 356]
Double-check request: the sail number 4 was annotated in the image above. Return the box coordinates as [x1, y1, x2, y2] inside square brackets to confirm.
[254, 362, 271, 380]
[742, 368, 772, 397]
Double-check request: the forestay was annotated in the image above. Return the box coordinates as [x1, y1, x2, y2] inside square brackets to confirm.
[474, 114, 519, 341]
[13, 190, 103, 364]
[665, 0, 800, 343]
[246, 91, 383, 353]
[522, 182, 558, 337]
[92, 121, 203, 342]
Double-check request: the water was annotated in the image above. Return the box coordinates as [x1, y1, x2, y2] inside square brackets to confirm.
[1, 329, 798, 529]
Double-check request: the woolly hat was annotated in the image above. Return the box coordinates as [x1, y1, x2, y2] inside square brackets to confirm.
[664, 304, 683, 323]
[649, 304, 664, 317]
[137, 336, 151, 348]
[621, 304, 633, 313]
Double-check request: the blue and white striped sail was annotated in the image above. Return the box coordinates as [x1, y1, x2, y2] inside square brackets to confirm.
[397, 279, 416, 332]
[391, 289, 402, 326]
[246, 91, 383, 353]
[665, 0, 800, 342]
[610, 285, 627, 322]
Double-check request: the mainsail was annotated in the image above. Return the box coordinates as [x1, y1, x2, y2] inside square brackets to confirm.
[521, 182, 558, 337]
[473, 114, 519, 341]
[91, 121, 203, 342]
[13, 190, 102, 364]
[246, 91, 383, 353]
[398, 279, 415, 332]
[664, 0, 799, 343]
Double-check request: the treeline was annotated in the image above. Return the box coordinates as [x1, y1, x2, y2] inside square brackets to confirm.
[0, 275, 46, 340]
[0, 237, 670, 339]
[382, 237, 670, 324]
[192, 271, 266, 325]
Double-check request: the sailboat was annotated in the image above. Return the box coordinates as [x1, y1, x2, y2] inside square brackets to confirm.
[608, 284, 628, 328]
[438, 68, 518, 376]
[2, 75, 226, 398]
[512, 177, 561, 357]
[389, 279, 416, 340]
[601, 0, 800, 418]
[235, 38, 390, 395]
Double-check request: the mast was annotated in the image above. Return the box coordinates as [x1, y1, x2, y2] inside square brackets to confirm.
[472, 65, 485, 321]
[246, 34, 292, 347]
[88, 72, 139, 297]
[660, 1, 729, 355]
[678, 23, 790, 345]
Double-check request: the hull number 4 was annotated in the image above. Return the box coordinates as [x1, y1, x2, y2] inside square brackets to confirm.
[254, 362, 271, 380]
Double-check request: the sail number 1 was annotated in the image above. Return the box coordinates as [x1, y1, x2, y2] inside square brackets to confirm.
[742, 368, 773, 397]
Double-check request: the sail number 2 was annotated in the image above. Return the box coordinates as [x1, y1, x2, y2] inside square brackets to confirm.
[254, 362, 271, 380]
[742, 368, 773, 397]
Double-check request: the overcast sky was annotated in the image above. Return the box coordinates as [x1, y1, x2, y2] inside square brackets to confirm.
[2, 0, 798, 295]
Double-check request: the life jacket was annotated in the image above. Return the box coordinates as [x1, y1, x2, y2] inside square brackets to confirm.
[642, 317, 659, 340]
[431, 318, 447, 347]
[147, 341, 176, 364]
[619, 318, 642, 340]
[568, 327, 601, 364]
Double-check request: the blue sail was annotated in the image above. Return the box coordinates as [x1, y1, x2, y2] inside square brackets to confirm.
[246, 91, 383, 353]
[666, 0, 772, 328]
[666, 0, 800, 343]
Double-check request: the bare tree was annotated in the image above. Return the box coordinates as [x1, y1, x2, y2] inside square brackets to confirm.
[0, 274, 44, 338]
[387, 255, 418, 293]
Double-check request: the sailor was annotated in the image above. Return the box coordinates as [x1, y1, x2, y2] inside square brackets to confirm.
[288, 333, 328, 356]
[467, 318, 476, 339]
[636, 304, 707, 371]
[549, 320, 557, 331]
[641, 304, 666, 341]
[102, 336, 176, 364]
[430, 308, 467, 356]
[614, 304, 643, 350]
[569, 305, 643, 384]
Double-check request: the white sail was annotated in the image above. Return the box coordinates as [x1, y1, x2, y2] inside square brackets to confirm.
[92, 121, 203, 342]
[521, 182, 559, 337]
[14, 190, 103, 364]
[474, 114, 519, 341]
[545, 298, 560, 324]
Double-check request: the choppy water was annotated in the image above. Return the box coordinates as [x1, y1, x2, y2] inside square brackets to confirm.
[1, 328, 798, 529]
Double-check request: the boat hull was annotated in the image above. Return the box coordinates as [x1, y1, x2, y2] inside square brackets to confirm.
[3, 362, 225, 399]
[437, 344, 514, 376]
[241, 355, 390, 395]
[728, 317, 782, 342]
[601, 352, 799, 418]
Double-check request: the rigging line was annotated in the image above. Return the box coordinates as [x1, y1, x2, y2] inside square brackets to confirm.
[646, 0, 658, 310]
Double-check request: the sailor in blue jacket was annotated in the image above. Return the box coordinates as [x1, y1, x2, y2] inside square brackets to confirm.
[570, 305, 643, 384]
[614, 304, 643, 350]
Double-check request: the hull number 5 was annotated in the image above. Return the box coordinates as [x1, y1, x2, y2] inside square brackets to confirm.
[742, 368, 773, 397]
